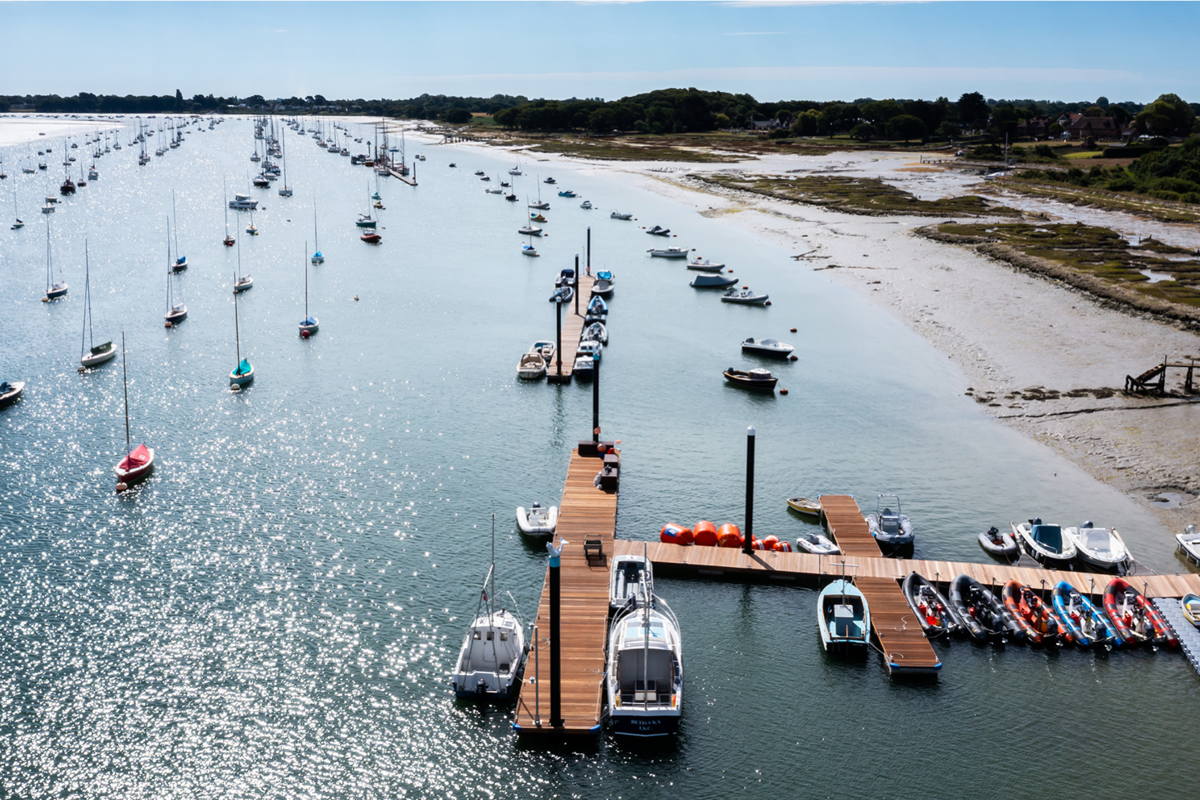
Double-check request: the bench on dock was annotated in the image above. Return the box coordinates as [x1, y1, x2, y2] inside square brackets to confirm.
[584, 536, 605, 565]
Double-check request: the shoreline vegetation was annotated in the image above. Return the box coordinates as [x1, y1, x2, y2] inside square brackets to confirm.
[690, 172, 1019, 217]
[918, 222, 1200, 328]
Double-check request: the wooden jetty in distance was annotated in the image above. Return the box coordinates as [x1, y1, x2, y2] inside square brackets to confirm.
[387, 167, 417, 186]
[546, 274, 595, 384]
[513, 446, 617, 734]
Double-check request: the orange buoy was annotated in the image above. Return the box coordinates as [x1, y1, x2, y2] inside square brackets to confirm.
[789, 355, 798, 361]
[751, 537, 767, 550]
[742, 285, 749, 289]
[762, 535, 780, 550]
[765, 301, 771, 305]
[717, 523, 742, 548]
[774, 540, 793, 552]
[660, 522, 694, 545]
[693, 520, 718, 547]
[780, 388, 789, 395]
[790, 327, 797, 332]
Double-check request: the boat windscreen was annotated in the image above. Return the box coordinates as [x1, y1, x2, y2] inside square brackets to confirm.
[1032, 524, 1064, 552]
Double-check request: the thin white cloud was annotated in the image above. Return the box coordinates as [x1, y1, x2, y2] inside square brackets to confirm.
[393, 65, 1141, 85]
[715, 0, 950, 7]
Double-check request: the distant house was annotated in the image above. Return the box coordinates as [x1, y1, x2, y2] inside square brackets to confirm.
[1016, 116, 1051, 139]
[1067, 115, 1120, 141]
[750, 119, 780, 131]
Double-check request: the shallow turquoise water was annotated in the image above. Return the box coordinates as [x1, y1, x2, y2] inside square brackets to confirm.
[1, 119, 1196, 800]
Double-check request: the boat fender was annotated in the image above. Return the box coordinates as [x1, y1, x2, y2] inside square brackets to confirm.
[693, 520, 718, 547]
[773, 541, 793, 552]
[761, 535, 779, 550]
[660, 523, 694, 546]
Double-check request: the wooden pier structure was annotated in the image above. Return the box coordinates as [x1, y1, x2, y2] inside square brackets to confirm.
[387, 167, 417, 186]
[513, 446, 617, 734]
[546, 273, 595, 384]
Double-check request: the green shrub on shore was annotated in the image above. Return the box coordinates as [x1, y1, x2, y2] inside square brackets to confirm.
[1021, 137, 1200, 203]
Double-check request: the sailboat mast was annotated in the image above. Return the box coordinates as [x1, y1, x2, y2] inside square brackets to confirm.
[233, 272, 241, 363]
[171, 190, 179, 261]
[165, 217, 172, 311]
[84, 240, 92, 352]
[121, 332, 130, 454]
[490, 512, 496, 620]
[304, 241, 309, 318]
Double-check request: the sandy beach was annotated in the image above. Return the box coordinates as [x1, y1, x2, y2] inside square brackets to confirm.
[0, 113, 128, 148]
[417, 127, 1200, 541]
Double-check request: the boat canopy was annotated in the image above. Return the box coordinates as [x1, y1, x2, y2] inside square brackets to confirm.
[234, 358, 252, 376]
[119, 444, 150, 469]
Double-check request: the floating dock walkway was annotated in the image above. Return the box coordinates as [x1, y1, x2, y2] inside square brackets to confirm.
[546, 274, 595, 384]
[513, 446, 617, 734]
[1153, 598, 1200, 676]
[387, 168, 417, 186]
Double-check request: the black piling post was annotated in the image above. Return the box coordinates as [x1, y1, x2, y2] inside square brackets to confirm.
[549, 542, 564, 728]
[587, 227, 591, 275]
[744, 426, 756, 555]
[574, 254, 580, 317]
[593, 355, 600, 442]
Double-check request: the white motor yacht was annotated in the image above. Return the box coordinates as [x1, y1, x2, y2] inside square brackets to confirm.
[605, 588, 683, 737]
[228, 193, 258, 210]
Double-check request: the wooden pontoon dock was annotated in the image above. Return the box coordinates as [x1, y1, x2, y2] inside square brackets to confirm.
[546, 273, 595, 384]
[513, 446, 617, 734]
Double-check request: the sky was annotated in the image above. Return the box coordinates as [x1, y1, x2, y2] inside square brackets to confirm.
[3, 1, 1199, 105]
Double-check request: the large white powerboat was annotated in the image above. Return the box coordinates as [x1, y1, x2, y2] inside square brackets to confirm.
[605, 581, 683, 737]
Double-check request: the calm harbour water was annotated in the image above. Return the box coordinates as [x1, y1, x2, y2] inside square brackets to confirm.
[1, 118, 1197, 800]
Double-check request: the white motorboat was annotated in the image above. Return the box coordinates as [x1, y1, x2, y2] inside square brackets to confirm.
[572, 355, 594, 380]
[583, 322, 608, 345]
[795, 530, 840, 555]
[516, 351, 546, 381]
[0, 380, 25, 408]
[610, 553, 652, 612]
[591, 270, 615, 297]
[605, 585, 683, 737]
[229, 193, 257, 209]
[233, 275, 254, 293]
[690, 273, 737, 288]
[1064, 522, 1131, 573]
[741, 337, 794, 358]
[450, 542, 527, 701]
[524, 342, 552, 366]
[529, 199, 550, 210]
[649, 247, 688, 259]
[818, 579, 870, 654]
[864, 494, 915, 552]
[1012, 518, 1077, 567]
[518, 225, 543, 236]
[645, 225, 671, 236]
[687, 259, 725, 272]
[721, 288, 769, 305]
[611, 211, 633, 220]
[577, 340, 602, 364]
[515, 502, 557, 534]
[1175, 524, 1200, 565]
[580, 200, 592, 209]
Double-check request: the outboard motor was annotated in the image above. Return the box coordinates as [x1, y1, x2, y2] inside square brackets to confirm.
[1082, 520, 1093, 529]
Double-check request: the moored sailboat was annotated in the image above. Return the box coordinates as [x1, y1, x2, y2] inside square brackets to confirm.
[114, 333, 155, 492]
[299, 241, 319, 337]
[42, 217, 68, 300]
[229, 273, 254, 388]
[79, 241, 116, 370]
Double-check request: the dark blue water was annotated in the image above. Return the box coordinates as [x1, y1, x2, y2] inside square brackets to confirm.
[1, 118, 1196, 800]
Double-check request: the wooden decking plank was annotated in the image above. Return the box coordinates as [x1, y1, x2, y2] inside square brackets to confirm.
[514, 447, 617, 735]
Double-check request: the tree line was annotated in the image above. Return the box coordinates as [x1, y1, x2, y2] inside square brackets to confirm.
[3, 89, 1197, 143]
